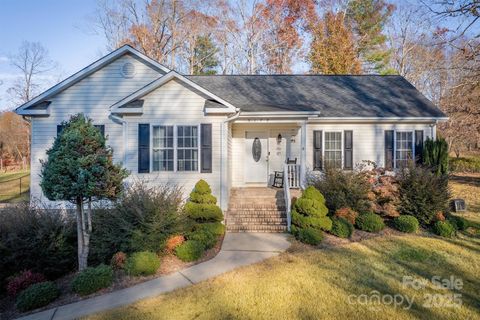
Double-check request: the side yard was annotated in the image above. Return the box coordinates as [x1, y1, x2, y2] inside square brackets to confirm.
[0, 171, 30, 203]
[87, 173, 480, 320]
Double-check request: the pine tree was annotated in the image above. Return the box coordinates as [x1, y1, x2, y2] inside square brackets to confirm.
[192, 36, 219, 75]
[40, 114, 128, 270]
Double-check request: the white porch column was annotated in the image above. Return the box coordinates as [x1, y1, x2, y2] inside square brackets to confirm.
[220, 120, 229, 211]
[300, 120, 307, 188]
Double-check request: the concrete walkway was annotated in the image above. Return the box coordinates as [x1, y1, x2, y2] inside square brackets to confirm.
[18, 233, 290, 320]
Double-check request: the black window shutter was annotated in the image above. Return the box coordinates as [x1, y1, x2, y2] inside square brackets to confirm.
[56, 125, 64, 136]
[385, 130, 394, 169]
[344, 130, 353, 170]
[415, 130, 424, 164]
[94, 125, 105, 137]
[138, 124, 150, 173]
[201, 124, 212, 173]
[313, 130, 323, 170]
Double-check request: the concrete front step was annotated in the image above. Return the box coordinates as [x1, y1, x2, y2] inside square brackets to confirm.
[229, 204, 286, 210]
[227, 211, 286, 218]
[227, 224, 287, 232]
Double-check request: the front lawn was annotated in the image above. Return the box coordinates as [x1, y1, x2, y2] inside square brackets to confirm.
[87, 233, 479, 320]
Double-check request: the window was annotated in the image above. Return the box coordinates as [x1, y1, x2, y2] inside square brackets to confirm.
[324, 132, 342, 168]
[152, 126, 174, 171]
[395, 131, 413, 168]
[177, 126, 198, 171]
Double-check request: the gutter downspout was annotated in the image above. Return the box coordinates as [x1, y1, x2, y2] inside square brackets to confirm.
[109, 114, 128, 166]
[220, 108, 241, 212]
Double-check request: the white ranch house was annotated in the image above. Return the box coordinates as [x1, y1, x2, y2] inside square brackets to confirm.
[16, 45, 447, 232]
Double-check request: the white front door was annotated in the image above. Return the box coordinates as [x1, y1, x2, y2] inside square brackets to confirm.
[245, 131, 268, 184]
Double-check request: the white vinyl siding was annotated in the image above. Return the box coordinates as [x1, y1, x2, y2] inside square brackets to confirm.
[28, 53, 163, 206]
[306, 123, 434, 171]
[324, 131, 342, 168]
[395, 131, 414, 168]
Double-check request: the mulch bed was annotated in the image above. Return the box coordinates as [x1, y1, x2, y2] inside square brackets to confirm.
[0, 235, 224, 320]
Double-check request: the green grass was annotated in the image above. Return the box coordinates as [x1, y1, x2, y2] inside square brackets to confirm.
[86, 173, 480, 320]
[0, 170, 30, 203]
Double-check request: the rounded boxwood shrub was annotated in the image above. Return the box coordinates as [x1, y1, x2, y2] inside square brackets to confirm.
[175, 240, 205, 262]
[125, 251, 160, 276]
[194, 222, 225, 236]
[394, 215, 419, 233]
[433, 221, 455, 238]
[356, 212, 385, 232]
[71, 264, 114, 296]
[187, 229, 217, 249]
[331, 217, 354, 238]
[16, 281, 59, 312]
[294, 227, 324, 245]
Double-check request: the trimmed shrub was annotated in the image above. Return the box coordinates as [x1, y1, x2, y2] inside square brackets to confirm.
[310, 168, 372, 213]
[394, 215, 419, 233]
[165, 235, 185, 253]
[334, 207, 358, 225]
[397, 165, 450, 226]
[194, 222, 225, 237]
[433, 221, 455, 238]
[125, 251, 160, 276]
[72, 264, 114, 296]
[187, 230, 217, 250]
[0, 204, 76, 294]
[294, 227, 324, 245]
[331, 217, 354, 238]
[184, 203, 223, 222]
[7, 270, 46, 297]
[184, 180, 224, 223]
[356, 213, 385, 232]
[110, 252, 127, 270]
[447, 216, 469, 231]
[16, 281, 59, 312]
[175, 240, 205, 262]
[291, 187, 331, 244]
[89, 182, 183, 265]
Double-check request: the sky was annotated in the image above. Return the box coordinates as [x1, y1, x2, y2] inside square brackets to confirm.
[0, 0, 473, 111]
[0, 0, 106, 111]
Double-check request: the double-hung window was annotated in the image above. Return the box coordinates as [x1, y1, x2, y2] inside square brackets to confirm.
[152, 126, 174, 171]
[395, 131, 413, 168]
[177, 126, 199, 171]
[324, 132, 342, 168]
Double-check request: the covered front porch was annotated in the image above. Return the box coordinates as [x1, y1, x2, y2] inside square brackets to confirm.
[229, 121, 307, 190]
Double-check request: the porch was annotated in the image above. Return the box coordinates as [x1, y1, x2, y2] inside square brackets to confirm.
[229, 122, 307, 190]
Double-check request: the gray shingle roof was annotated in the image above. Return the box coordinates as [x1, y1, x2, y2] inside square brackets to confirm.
[187, 75, 446, 118]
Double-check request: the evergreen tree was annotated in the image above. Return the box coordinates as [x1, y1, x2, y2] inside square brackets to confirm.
[423, 137, 449, 176]
[40, 114, 128, 270]
[346, 0, 395, 74]
[192, 36, 219, 75]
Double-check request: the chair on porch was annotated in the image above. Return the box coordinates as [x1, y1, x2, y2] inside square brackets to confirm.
[272, 158, 297, 188]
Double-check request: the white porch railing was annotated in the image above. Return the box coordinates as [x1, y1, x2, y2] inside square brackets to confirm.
[283, 163, 301, 232]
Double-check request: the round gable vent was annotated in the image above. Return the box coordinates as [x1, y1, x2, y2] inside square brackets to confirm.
[121, 62, 136, 78]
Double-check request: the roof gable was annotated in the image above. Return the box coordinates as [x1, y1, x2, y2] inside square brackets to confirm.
[16, 45, 169, 115]
[110, 71, 237, 114]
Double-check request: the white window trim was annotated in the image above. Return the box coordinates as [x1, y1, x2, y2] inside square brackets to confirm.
[149, 124, 201, 173]
[323, 130, 344, 169]
[393, 130, 415, 169]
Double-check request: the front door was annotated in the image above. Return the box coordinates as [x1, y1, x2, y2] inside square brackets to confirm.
[245, 131, 268, 184]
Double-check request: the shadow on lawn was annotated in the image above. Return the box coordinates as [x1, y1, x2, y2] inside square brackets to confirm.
[313, 236, 480, 320]
[450, 174, 480, 188]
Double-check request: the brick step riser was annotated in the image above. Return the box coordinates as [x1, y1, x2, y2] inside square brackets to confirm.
[227, 219, 287, 224]
[227, 225, 287, 232]
[228, 214, 286, 219]
[229, 205, 286, 210]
